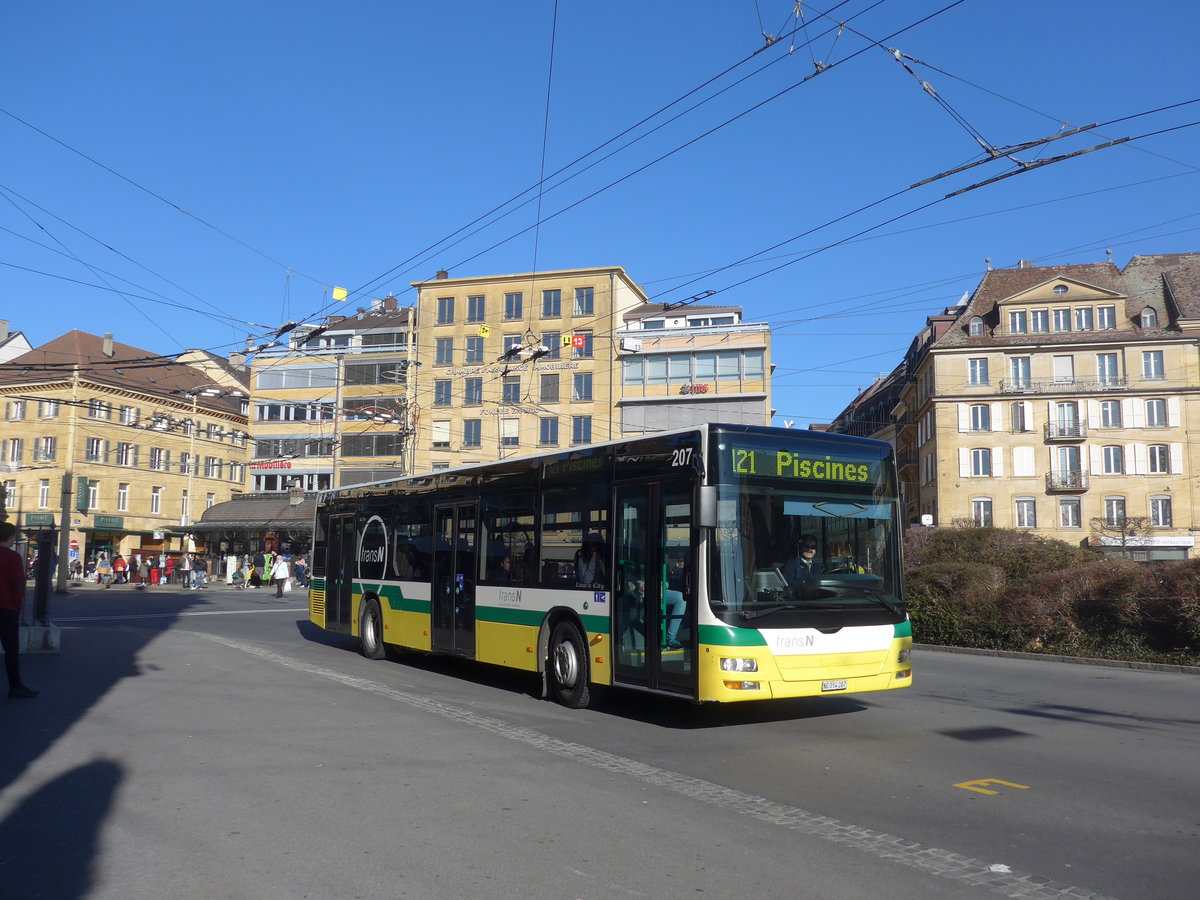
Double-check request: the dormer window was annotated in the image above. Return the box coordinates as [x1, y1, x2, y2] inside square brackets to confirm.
[1140, 307, 1158, 329]
[968, 316, 985, 337]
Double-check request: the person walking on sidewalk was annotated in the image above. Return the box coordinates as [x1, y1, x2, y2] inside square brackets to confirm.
[0, 522, 38, 699]
[270, 555, 290, 598]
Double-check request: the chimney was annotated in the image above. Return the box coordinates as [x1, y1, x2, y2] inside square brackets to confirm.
[0, 319, 8, 342]
[435, 269, 449, 280]
[383, 295, 398, 311]
[288, 484, 306, 506]
[103, 332, 114, 357]
[229, 351, 246, 370]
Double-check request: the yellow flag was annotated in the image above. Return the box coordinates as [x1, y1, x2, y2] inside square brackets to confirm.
[332, 286, 348, 302]
[477, 324, 491, 337]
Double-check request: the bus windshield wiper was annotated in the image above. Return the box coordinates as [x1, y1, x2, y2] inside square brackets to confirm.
[738, 602, 842, 620]
[859, 588, 904, 617]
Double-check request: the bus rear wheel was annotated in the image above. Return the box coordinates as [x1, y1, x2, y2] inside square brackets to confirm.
[360, 598, 386, 660]
[548, 620, 591, 709]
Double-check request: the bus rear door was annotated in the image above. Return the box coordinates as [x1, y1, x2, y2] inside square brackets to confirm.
[432, 503, 477, 657]
[324, 514, 356, 633]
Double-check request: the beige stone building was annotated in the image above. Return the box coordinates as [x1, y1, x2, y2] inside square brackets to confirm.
[0, 331, 250, 575]
[409, 267, 649, 471]
[835, 253, 1200, 560]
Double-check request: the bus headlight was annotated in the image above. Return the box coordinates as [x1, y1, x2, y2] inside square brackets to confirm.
[897, 649, 911, 664]
[720, 657, 759, 673]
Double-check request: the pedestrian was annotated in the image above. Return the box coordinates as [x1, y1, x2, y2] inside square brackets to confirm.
[113, 554, 128, 584]
[179, 552, 193, 588]
[138, 555, 151, 588]
[165, 555, 176, 585]
[0, 522, 38, 699]
[193, 554, 208, 590]
[294, 555, 307, 587]
[270, 555, 290, 598]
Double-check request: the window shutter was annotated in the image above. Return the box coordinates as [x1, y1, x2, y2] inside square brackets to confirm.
[103, 439, 111, 462]
[132, 446, 140, 468]
[991, 447, 1004, 477]
[957, 404, 969, 432]
[1129, 400, 1145, 428]
[1170, 443, 1184, 474]
[1089, 445, 1103, 475]
[1167, 397, 1181, 427]
[1013, 446, 1034, 477]
[1087, 399, 1101, 426]
[990, 403, 1002, 431]
[958, 447, 970, 477]
[1129, 444, 1146, 475]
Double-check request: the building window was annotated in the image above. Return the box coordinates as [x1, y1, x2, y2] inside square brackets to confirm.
[1008, 310, 1028, 334]
[971, 498, 993, 527]
[1148, 444, 1170, 474]
[1031, 309, 1049, 333]
[968, 358, 989, 385]
[1142, 350, 1164, 380]
[119, 405, 138, 425]
[1015, 497, 1037, 528]
[433, 380, 452, 407]
[35, 436, 56, 462]
[1097, 353, 1119, 385]
[38, 479, 50, 509]
[464, 377, 483, 406]
[968, 317, 984, 336]
[541, 331, 561, 360]
[542, 289, 561, 317]
[117, 443, 135, 466]
[38, 400, 60, 418]
[1142, 398, 1165, 427]
[180, 452, 193, 475]
[1010, 402, 1029, 432]
[1059, 497, 1081, 528]
[971, 448, 992, 477]
[206, 492, 215, 510]
[1053, 284, 1069, 295]
[504, 292, 523, 320]
[1098, 306, 1117, 330]
[1150, 495, 1173, 528]
[1102, 445, 1124, 474]
[150, 447, 167, 471]
[86, 437, 103, 462]
[466, 295, 485, 323]
[116, 483, 129, 512]
[539, 416, 558, 446]
[572, 373, 593, 402]
[572, 331, 594, 359]
[502, 376, 521, 404]
[88, 399, 112, 420]
[465, 336, 484, 364]
[88, 480, 100, 511]
[1100, 400, 1121, 428]
[431, 421, 450, 449]
[1053, 308, 1071, 331]
[502, 335, 523, 358]
[151, 486, 162, 515]
[540, 373, 559, 403]
[1104, 496, 1126, 527]
[969, 404, 990, 432]
[1074, 307, 1094, 331]
[1009, 356, 1031, 389]
[572, 415, 592, 445]
[573, 286, 594, 316]
[1140, 307, 1158, 329]
[436, 296, 455, 324]
[1052, 355, 1074, 383]
[435, 338, 453, 366]
[500, 418, 519, 447]
[463, 419, 482, 448]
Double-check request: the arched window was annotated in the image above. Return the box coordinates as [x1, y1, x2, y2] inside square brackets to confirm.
[1140, 307, 1158, 329]
[968, 316, 985, 337]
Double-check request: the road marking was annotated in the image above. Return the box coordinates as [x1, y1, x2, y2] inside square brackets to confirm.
[192, 631, 1118, 900]
[56, 608, 307, 623]
[955, 778, 1031, 796]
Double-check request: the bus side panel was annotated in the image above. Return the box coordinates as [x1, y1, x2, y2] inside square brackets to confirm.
[308, 579, 326, 628]
[474, 619, 541, 672]
[377, 581, 432, 652]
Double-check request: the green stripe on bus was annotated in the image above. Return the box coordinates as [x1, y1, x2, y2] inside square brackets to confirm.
[894, 619, 912, 638]
[698, 624, 768, 647]
[476, 605, 611, 635]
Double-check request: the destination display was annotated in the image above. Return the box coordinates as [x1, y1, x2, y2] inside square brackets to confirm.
[728, 446, 876, 483]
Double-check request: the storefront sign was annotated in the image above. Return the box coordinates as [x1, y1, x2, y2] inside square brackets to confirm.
[251, 461, 293, 469]
[24, 513, 55, 527]
[1098, 535, 1195, 548]
[94, 515, 125, 530]
[679, 383, 710, 394]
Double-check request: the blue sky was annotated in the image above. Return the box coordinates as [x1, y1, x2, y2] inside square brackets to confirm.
[3, 0, 1198, 426]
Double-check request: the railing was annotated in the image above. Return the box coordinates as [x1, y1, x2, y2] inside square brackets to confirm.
[1044, 422, 1087, 441]
[1046, 471, 1089, 492]
[1000, 377, 1127, 394]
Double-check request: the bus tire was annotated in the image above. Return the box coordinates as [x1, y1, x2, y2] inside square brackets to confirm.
[548, 620, 591, 709]
[360, 598, 386, 660]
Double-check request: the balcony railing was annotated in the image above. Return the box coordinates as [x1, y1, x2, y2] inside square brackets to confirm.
[1046, 471, 1089, 492]
[1044, 422, 1087, 441]
[1001, 377, 1127, 394]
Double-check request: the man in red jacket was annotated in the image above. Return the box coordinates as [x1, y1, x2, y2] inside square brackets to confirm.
[0, 522, 38, 699]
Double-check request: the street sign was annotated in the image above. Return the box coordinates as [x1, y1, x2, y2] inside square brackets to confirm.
[70, 539, 79, 550]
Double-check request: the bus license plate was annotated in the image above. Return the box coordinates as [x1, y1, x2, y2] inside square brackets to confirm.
[822, 679, 848, 692]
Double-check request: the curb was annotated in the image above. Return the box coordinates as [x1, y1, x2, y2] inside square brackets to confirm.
[914, 642, 1200, 675]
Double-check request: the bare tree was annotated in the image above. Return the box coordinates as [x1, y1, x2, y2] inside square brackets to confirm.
[1089, 516, 1149, 558]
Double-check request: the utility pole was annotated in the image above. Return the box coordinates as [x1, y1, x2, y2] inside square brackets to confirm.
[54, 365, 80, 593]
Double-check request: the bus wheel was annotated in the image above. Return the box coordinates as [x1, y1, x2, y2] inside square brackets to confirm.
[549, 621, 591, 709]
[360, 599, 386, 660]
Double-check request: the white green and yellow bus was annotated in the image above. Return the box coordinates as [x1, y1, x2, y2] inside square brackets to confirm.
[307, 423, 912, 708]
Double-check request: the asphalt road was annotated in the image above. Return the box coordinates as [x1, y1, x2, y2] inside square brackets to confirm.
[1, 582, 1196, 899]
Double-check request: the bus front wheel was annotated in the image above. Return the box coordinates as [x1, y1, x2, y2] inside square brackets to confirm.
[548, 620, 591, 709]
[360, 599, 386, 660]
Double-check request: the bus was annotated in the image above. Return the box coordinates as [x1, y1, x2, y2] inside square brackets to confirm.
[307, 423, 912, 708]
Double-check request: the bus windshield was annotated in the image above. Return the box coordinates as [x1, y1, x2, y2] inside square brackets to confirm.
[709, 433, 903, 624]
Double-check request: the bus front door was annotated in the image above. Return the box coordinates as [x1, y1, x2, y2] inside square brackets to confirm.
[614, 484, 694, 696]
[325, 515, 356, 633]
[432, 503, 477, 657]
